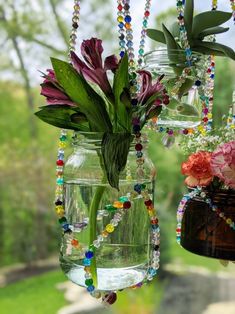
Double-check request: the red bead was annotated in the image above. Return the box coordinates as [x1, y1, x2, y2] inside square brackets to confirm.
[123, 201, 131, 209]
[57, 160, 64, 166]
[211, 62, 215, 67]
[117, 4, 123, 10]
[103, 292, 117, 305]
[203, 117, 208, 123]
[135, 143, 143, 151]
[151, 218, 159, 224]
[144, 10, 150, 17]
[163, 96, 170, 105]
[207, 69, 212, 73]
[176, 228, 181, 232]
[144, 199, 152, 206]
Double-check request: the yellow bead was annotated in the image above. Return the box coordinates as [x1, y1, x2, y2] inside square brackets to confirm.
[58, 142, 67, 149]
[106, 224, 115, 233]
[113, 201, 123, 209]
[126, 175, 132, 181]
[117, 16, 124, 23]
[207, 113, 212, 119]
[226, 218, 232, 225]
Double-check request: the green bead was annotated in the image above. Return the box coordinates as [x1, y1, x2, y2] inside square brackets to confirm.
[85, 279, 93, 286]
[119, 196, 128, 202]
[139, 48, 144, 56]
[59, 217, 67, 224]
[60, 135, 67, 141]
[143, 20, 148, 28]
[129, 72, 137, 80]
[141, 184, 146, 189]
[105, 204, 117, 212]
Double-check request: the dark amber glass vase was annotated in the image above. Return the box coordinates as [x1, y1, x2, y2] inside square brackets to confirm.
[181, 189, 235, 260]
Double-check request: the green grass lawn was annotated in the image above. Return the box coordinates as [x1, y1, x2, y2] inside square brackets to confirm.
[0, 270, 68, 314]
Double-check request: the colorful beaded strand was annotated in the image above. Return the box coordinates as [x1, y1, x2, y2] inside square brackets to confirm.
[137, 0, 152, 67]
[176, 189, 235, 245]
[231, 0, 235, 23]
[68, 0, 81, 58]
[117, 0, 126, 58]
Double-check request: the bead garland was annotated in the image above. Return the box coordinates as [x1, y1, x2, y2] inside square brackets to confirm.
[231, 0, 235, 23]
[176, 188, 235, 245]
[68, 0, 81, 58]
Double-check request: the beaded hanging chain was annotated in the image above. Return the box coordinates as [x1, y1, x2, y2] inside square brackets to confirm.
[54, 0, 160, 304]
[176, 188, 235, 245]
[231, 0, 235, 23]
[55, 0, 81, 233]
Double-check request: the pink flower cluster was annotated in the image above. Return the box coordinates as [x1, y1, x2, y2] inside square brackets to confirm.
[181, 141, 235, 189]
[211, 140, 235, 189]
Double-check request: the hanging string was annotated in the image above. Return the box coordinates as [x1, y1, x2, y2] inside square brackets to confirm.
[231, 0, 235, 23]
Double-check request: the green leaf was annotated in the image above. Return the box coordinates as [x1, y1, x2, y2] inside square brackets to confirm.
[184, 0, 194, 36]
[169, 22, 180, 39]
[35, 105, 90, 131]
[101, 132, 133, 190]
[192, 11, 232, 37]
[178, 79, 194, 98]
[113, 53, 131, 132]
[162, 24, 182, 65]
[198, 26, 229, 39]
[176, 103, 199, 117]
[194, 41, 235, 60]
[51, 58, 112, 132]
[146, 29, 166, 44]
[192, 45, 225, 57]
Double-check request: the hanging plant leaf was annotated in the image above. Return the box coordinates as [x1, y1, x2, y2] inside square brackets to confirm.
[178, 79, 195, 98]
[192, 45, 225, 56]
[184, 0, 194, 36]
[176, 103, 199, 117]
[197, 26, 230, 39]
[101, 132, 133, 190]
[194, 41, 235, 60]
[192, 11, 232, 37]
[51, 58, 112, 132]
[146, 29, 166, 44]
[169, 22, 180, 39]
[113, 53, 131, 132]
[35, 105, 90, 131]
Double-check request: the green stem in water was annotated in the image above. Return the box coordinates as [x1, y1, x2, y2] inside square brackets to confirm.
[88, 178, 106, 287]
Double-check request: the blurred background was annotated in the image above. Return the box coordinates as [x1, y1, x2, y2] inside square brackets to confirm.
[0, 0, 235, 313]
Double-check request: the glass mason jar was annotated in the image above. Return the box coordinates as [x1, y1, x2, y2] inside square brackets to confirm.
[180, 189, 235, 260]
[144, 48, 206, 128]
[60, 133, 156, 291]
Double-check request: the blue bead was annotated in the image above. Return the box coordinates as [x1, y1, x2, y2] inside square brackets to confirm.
[57, 178, 64, 185]
[120, 51, 125, 58]
[195, 80, 201, 87]
[136, 151, 143, 158]
[127, 40, 133, 48]
[210, 74, 215, 79]
[58, 153, 64, 160]
[119, 40, 125, 47]
[87, 285, 95, 292]
[148, 267, 157, 276]
[133, 125, 141, 133]
[85, 251, 94, 259]
[62, 223, 70, 231]
[118, 22, 124, 28]
[176, 236, 181, 242]
[125, 15, 132, 23]
[134, 184, 142, 193]
[83, 258, 91, 266]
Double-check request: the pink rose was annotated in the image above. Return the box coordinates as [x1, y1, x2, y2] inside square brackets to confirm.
[211, 141, 235, 189]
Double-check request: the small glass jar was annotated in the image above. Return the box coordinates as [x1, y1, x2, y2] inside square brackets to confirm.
[180, 189, 235, 260]
[60, 133, 156, 291]
[144, 48, 206, 128]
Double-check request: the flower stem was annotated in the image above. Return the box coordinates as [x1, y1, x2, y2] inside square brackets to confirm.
[88, 178, 106, 287]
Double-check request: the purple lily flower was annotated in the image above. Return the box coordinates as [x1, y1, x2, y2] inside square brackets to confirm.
[138, 70, 168, 106]
[41, 69, 75, 106]
[71, 38, 119, 95]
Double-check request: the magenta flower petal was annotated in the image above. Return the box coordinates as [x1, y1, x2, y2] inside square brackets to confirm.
[81, 38, 103, 69]
[104, 55, 119, 72]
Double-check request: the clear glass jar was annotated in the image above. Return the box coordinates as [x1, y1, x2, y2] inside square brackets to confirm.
[60, 133, 156, 291]
[144, 48, 206, 128]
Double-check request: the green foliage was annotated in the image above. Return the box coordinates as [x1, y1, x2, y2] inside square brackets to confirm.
[101, 132, 133, 189]
[147, 1, 235, 60]
[0, 270, 67, 314]
[50, 58, 113, 132]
